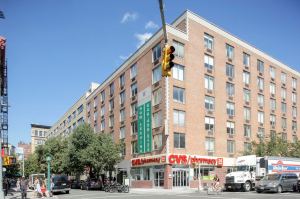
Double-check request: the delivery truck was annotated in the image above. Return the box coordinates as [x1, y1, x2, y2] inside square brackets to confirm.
[224, 155, 300, 192]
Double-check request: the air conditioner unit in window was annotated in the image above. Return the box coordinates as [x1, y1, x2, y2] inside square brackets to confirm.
[207, 130, 213, 135]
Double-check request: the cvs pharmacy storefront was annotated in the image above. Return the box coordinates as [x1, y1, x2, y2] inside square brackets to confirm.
[130, 154, 235, 189]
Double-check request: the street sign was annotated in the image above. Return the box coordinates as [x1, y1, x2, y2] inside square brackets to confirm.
[138, 87, 152, 154]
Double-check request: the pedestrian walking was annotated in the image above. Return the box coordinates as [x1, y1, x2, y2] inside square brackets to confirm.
[20, 177, 28, 199]
[16, 178, 21, 191]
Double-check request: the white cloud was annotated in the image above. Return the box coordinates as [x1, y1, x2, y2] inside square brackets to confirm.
[135, 32, 153, 48]
[145, 21, 159, 29]
[121, 12, 138, 23]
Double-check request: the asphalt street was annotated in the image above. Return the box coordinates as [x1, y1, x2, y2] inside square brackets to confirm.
[50, 189, 300, 199]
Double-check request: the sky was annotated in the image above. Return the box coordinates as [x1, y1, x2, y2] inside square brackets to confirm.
[0, 0, 300, 146]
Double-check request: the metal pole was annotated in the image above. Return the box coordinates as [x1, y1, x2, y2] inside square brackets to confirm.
[159, 0, 168, 44]
[47, 161, 50, 193]
[22, 154, 25, 177]
[0, 141, 4, 199]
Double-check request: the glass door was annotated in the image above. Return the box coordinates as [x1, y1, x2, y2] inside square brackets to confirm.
[154, 171, 164, 187]
[173, 169, 189, 187]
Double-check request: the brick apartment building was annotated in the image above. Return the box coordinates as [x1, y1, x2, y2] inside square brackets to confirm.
[86, 10, 299, 189]
[17, 141, 32, 160]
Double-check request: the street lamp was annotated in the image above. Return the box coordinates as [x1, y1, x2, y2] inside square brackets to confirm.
[46, 155, 51, 193]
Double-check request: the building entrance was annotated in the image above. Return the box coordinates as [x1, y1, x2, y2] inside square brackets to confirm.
[153, 170, 164, 187]
[173, 169, 189, 187]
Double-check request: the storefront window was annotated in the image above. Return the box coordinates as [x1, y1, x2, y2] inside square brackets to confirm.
[131, 168, 150, 181]
[131, 168, 141, 180]
[143, 168, 150, 180]
[194, 166, 215, 180]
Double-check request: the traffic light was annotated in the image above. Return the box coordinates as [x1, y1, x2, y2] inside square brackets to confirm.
[3, 156, 9, 166]
[162, 44, 175, 77]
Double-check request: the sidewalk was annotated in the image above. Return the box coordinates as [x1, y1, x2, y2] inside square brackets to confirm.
[130, 188, 201, 195]
[6, 187, 36, 199]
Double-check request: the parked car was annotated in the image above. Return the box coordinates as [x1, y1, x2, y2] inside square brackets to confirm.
[298, 179, 300, 192]
[81, 178, 103, 190]
[70, 179, 82, 189]
[255, 173, 298, 193]
[52, 175, 71, 194]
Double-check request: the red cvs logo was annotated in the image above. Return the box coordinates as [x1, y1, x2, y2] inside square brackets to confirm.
[169, 155, 188, 164]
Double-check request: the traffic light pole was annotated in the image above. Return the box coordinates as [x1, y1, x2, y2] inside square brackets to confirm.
[0, 141, 4, 199]
[158, 0, 170, 167]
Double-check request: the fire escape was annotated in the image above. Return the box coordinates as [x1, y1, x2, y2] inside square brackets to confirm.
[0, 38, 8, 148]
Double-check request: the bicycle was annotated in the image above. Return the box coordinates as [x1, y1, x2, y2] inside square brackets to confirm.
[206, 183, 222, 195]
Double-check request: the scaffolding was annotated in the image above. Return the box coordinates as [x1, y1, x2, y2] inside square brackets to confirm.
[0, 38, 8, 148]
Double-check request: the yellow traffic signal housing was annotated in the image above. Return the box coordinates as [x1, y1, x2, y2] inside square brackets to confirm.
[162, 44, 175, 77]
[3, 156, 9, 166]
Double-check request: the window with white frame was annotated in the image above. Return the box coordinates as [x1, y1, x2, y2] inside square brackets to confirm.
[152, 43, 161, 62]
[101, 106, 105, 116]
[244, 107, 251, 121]
[243, 71, 250, 84]
[205, 95, 214, 111]
[281, 102, 287, 113]
[120, 109, 125, 122]
[100, 119, 105, 131]
[152, 65, 162, 84]
[132, 141, 138, 154]
[101, 90, 105, 102]
[243, 53, 250, 66]
[131, 121, 138, 135]
[173, 109, 185, 127]
[270, 83, 276, 95]
[205, 138, 215, 152]
[258, 127, 265, 138]
[226, 82, 235, 97]
[153, 134, 162, 150]
[120, 73, 125, 88]
[292, 77, 297, 89]
[120, 127, 125, 139]
[153, 111, 162, 128]
[243, 89, 250, 103]
[173, 40, 184, 58]
[292, 135, 298, 143]
[281, 72, 287, 84]
[226, 44, 234, 59]
[258, 94, 264, 107]
[292, 106, 297, 117]
[109, 99, 114, 111]
[226, 121, 235, 135]
[292, 92, 297, 103]
[257, 60, 264, 73]
[87, 102, 91, 112]
[205, 117, 215, 131]
[270, 114, 276, 126]
[226, 63, 234, 78]
[205, 75, 214, 91]
[270, 66, 276, 79]
[109, 115, 114, 127]
[174, 133, 185, 148]
[257, 77, 264, 90]
[130, 63, 137, 79]
[244, 143, 252, 153]
[204, 54, 214, 70]
[244, 124, 251, 137]
[120, 91, 125, 104]
[270, 99, 276, 111]
[131, 102, 137, 117]
[226, 102, 235, 116]
[204, 33, 214, 50]
[94, 96, 98, 108]
[131, 83, 138, 97]
[292, 121, 297, 131]
[153, 88, 162, 106]
[94, 111, 98, 122]
[281, 117, 287, 129]
[109, 82, 114, 96]
[258, 111, 264, 124]
[227, 140, 235, 153]
[172, 64, 184, 81]
[173, 86, 185, 103]
[281, 88, 287, 100]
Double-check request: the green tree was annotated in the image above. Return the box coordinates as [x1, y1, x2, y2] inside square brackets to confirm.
[82, 133, 121, 177]
[24, 154, 40, 177]
[66, 124, 96, 175]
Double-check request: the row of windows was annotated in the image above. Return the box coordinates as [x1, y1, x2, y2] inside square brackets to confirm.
[32, 130, 47, 137]
[204, 33, 298, 89]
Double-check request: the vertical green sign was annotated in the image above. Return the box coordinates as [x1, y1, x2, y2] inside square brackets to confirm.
[138, 105, 145, 153]
[138, 87, 152, 154]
